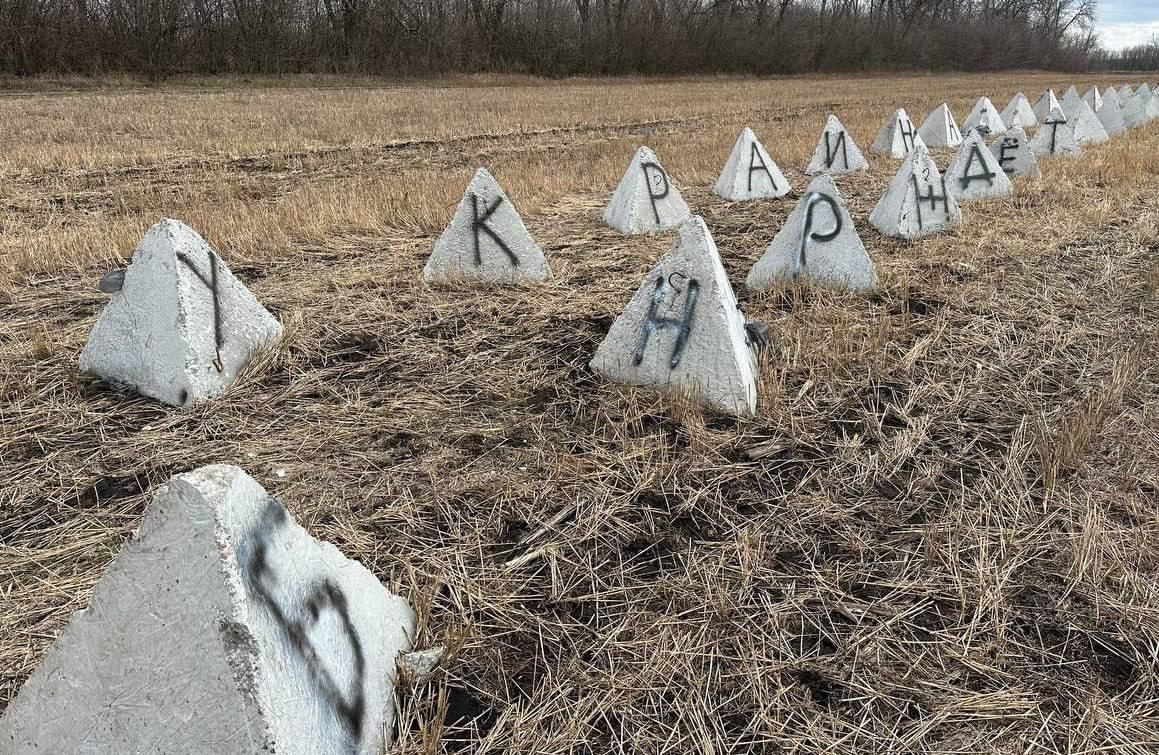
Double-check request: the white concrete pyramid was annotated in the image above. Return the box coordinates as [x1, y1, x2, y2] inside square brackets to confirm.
[1104, 86, 1120, 106]
[1030, 106, 1081, 158]
[1120, 84, 1136, 101]
[869, 143, 961, 239]
[961, 96, 1007, 136]
[424, 167, 551, 284]
[0, 465, 416, 755]
[1123, 86, 1159, 128]
[806, 114, 869, 175]
[1000, 92, 1038, 129]
[1083, 86, 1103, 112]
[945, 129, 1014, 202]
[79, 219, 282, 408]
[917, 103, 963, 147]
[590, 216, 757, 416]
[870, 108, 925, 158]
[1033, 89, 1062, 121]
[989, 127, 1040, 179]
[604, 146, 691, 235]
[714, 127, 791, 201]
[1064, 98, 1110, 145]
[1061, 85, 1081, 107]
[1097, 94, 1127, 136]
[746, 174, 876, 292]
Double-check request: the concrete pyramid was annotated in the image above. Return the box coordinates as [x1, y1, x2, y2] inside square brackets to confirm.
[917, 103, 963, 147]
[1083, 86, 1103, 112]
[604, 146, 691, 235]
[714, 127, 791, 201]
[806, 114, 869, 175]
[989, 127, 1040, 178]
[1000, 92, 1038, 129]
[746, 174, 876, 292]
[1120, 84, 1135, 101]
[945, 129, 1014, 202]
[1123, 86, 1159, 128]
[1030, 106, 1081, 158]
[1033, 89, 1062, 121]
[1062, 85, 1081, 107]
[0, 465, 416, 755]
[1063, 97, 1110, 145]
[590, 216, 757, 416]
[1097, 94, 1127, 136]
[869, 142, 961, 239]
[1104, 86, 1120, 106]
[961, 96, 1007, 136]
[424, 167, 551, 284]
[79, 219, 282, 408]
[870, 108, 925, 158]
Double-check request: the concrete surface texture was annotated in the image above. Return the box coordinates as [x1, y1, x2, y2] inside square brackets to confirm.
[961, 96, 1008, 136]
[989, 127, 1041, 178]
[1063, 98, 1110, 144]
[0, 465, 416, 755]
[1033, 89, 1062, 121]
[870, 108, 925, 158]
[869, 142, 962, 239]
[713, 127, 791, 201]
[746, 173, 876, 292]
[917, 103, 963, 148]
[1097, 95, 1127, 136]
[945, 129, 1014, 201]
[590, 215, 758, 417]
[1030, 106, 1082, 157]
[1123, 86, 1159, 128]
[1082, 86, 1103, 112]
[423, 167, 552, 284]
[1104, 86, 1120, 106]
[78, 218, 282, 407]
[604, 146, 691, 234]
[1000, 92, 1038, 129]
[806, 114, 869, 175]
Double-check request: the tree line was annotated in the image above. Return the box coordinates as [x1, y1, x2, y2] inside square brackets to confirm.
[0, 0, 1101, 77]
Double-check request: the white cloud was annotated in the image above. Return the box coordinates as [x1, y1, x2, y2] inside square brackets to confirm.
[1099, 21, 1159, 51]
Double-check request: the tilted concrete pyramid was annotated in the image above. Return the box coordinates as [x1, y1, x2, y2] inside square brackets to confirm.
[869, 142, 961, 239]
[961, 96, 1007, 136]
[1097, 94, 1127, 136]
[917, 103, 963, 147]
[870, 108, 925, 158]
[806, 114, 869, 175]
[604, 146, 691, 235]
[1030, 106, 1081, 158]
[746, 174, 876, 292]
[989, 127, 1040, 179]
[1000, 92, 1038, 129]
[590, 216, 757, 416]
[0, 465, 416, 755]
[1083, 86, 1103, 112]
[424, 167, 551, 284]
[714, 127, 791, 201]
[79, 219, 282, 407]
[945, 129, 1014, 202]
[1033, 89, 1062, 122]
[1063, 97, 1110, 145]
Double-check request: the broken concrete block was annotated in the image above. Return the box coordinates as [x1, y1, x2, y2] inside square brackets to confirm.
[1000, 92, 1038, 129]
[806, 114, 869, 175]
[1033, 89, 1062, 122]
[870, 108, 925, 158]
[79, 219, 282, 408]
[961, 96, 1007, 137]
[946, 129, 1014, 202]
[1030, 106, 1082, 158]
[1097, 94, 1127, 136]
[604, 146, 691, 235]
[590, 216, 757, 416]
[917, 103, 963, 148]
[1083, 86, 1103, 112]
[0, 465, 416, 755]
[1063, 98, 1110, 145]
[869, 142, 961, 240]
[423, 167, 551, 284]
[989, 127, 1040, 179]
[746, 173, 876, 292]
[714, 127, 791, 201]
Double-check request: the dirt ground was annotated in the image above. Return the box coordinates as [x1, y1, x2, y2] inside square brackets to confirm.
[2, 72, 1159, 753]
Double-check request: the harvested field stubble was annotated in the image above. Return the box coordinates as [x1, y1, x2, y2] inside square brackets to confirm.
[2, 73, 1159, 753]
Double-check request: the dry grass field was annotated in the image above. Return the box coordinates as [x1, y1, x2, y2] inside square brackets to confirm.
[3, 72, 1159, 753]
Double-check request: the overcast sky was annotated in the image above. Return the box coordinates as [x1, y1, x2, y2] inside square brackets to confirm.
[1099, 0, 1159, 50]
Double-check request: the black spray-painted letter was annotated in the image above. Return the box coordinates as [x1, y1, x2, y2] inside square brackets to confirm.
[471, 193, 519, 267]
[633, 273, 699, 369]
[176, 249, 225, 372]
[641, 162, 670, 226]
[795, 192, 842, 279]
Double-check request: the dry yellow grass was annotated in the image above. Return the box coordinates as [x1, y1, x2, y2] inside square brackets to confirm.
[2, 72, 1159, 753]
